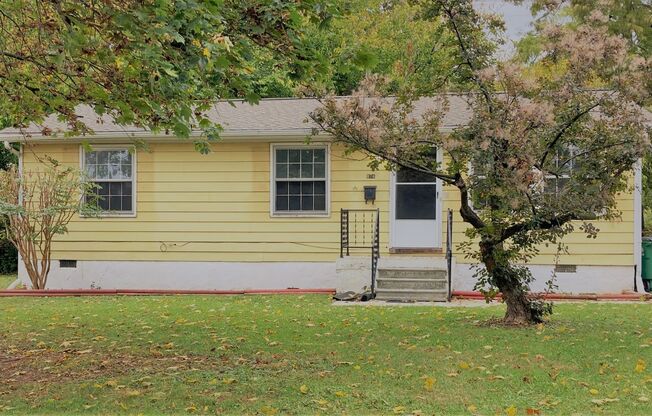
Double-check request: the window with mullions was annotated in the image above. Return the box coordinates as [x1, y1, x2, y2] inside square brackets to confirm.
[544, 146, 582, 196]
[273, 146, 327, 214]
[83, 148, 135, 214]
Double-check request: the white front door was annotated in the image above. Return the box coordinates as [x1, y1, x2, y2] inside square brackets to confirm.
[390, 168, 441, 249]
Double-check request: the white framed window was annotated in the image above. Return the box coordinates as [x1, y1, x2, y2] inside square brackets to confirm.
[81, 146, 136, 217]
[544, 145, 580, 196]
[271, 144, 329, 216]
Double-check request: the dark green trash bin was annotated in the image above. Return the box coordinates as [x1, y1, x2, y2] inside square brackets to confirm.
[642, 237, 652, 291]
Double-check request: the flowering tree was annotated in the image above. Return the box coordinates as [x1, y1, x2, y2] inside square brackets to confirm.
[311, 0, 651, 324]
[0, 162, 97, 289]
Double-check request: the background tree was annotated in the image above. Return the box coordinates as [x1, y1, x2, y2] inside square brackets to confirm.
[0, 146, 17, 276]
[242, 0, 462, 97]
[0, 163, 97, 289]
[0, 0, 337, 152]
[311, 0, 651, 324]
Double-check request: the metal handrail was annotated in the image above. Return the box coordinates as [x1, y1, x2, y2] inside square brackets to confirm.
[445, 209, 453, 301]
[341, 208, 380, 295]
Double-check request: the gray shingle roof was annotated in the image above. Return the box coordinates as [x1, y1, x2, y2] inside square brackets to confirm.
[0, 96, 473, 141]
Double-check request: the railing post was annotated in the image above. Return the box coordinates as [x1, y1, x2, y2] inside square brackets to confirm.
[446, 209, 453, 301]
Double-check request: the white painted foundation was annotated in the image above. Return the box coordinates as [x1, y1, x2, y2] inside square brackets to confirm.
[453, 263, 638, 294]
[19, 260, 337, 290]
[18, 258, 639, 294]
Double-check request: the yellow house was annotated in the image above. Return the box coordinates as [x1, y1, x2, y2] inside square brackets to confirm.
[2, 97, 646, 298]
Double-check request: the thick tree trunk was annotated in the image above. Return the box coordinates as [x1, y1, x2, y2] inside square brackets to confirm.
[480, 241, 542, 325]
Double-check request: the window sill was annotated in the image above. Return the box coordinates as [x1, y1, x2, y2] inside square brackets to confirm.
[270, 212, 330, 219]
[80, 212, 137, 219]
[389, 247, 443, 254]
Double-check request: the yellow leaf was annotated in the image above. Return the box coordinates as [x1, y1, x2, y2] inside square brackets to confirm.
[505, 405, 517, 416]
[202, 47, 211, 58]
[589, 389, 599, 395]
[467, 404, 478, 412]
[222, 378, 237, 385]
[335, 391, 347, 397]
[125, 389, 141, 397]
[299, 385, 309, 394]
[423, 377, 436, 392]
[393, 406, 406, 414]
[260, 405, 278, 415]
[459, 361, 470, 370]
[635, 359, 646, 373]
[105, 380, 118, 388]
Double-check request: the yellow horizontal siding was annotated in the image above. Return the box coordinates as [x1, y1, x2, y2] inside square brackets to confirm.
[23, 141, 635, 267]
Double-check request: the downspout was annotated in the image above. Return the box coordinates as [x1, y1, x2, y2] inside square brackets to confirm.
[634, 159, 645, 292]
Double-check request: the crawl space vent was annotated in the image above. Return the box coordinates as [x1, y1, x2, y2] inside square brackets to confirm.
[59, 260, 77, 268]
[555, 264, 577, 273]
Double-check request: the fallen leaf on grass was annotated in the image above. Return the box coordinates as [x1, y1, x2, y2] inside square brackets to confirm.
[591, 398, 619, 406]
[423, 377, 436, 391]
[299, 385, 309, 394]
[635, 359, 646, 373]
[505, 405, 517, 416]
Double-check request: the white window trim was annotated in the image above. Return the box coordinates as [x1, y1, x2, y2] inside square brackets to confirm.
[79, 144, 137, 218]
[269, 143, 330, 218]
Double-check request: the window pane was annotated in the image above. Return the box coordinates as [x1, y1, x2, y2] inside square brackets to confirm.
[96, 182, 109, 196]
[396, 184, 437, 219]
[96, 164, 109, 179]
[301, 182, 314, 194]
[276, 195, 288, 211]
[276, 181, 288, 195]
[289, 182, 301, 195]
[301, 149, 312, 163]
[85, 164, 96, 178]
[86, 152, 97, 164]
[314, 181, 326, 195]
[109, 164, 121, 179]
[301, 163, 313, 178]
[314, 195, 326, 211]
[314, 149, 325, 163]
[313, 163, 325, 178]
[288, 149, 300, 163]
[98, 195, 109, 210]
[109, 182, 122, 196]
[276, 163, 288, 179]
[97, 151, 109, 164]
[288, 163, 300, 178]
[122, 196, 132, 212]
[288, 195, 301, 210]
[276, 149, 288, 163]
[301, 196, 314, 210]
[397, 168, 437, 183]
[109, 196, 122, 211]
[123, 181, 132, 196]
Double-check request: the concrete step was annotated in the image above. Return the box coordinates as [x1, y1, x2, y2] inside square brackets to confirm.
[376, 277, 447, 290]
[375, 288, 448, 302]
[378, 268, 448, 280]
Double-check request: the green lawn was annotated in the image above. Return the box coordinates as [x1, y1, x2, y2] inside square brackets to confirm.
[0, 296, 651, 415]
[0, 274, 16, 289]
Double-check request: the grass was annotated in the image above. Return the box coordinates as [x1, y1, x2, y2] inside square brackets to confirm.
[0, 274, 16, 289]
[0, 296, 651, 415]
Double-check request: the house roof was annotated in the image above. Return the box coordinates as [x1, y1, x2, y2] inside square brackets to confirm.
[0, 95, 473, 142]
[1, 94, 649, 142]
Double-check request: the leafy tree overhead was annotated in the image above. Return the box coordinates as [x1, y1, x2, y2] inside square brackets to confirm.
[0, 0, 337, 151]
[243, 0, 462, 97]
[312, 0, 651, 324]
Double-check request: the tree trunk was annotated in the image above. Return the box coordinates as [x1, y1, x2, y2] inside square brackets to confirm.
[480, 241, 542, 325]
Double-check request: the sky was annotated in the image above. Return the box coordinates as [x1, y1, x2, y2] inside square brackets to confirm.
[475, 0, 535, 56]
